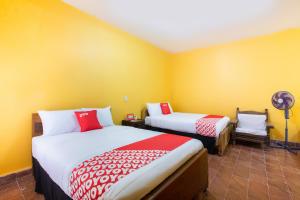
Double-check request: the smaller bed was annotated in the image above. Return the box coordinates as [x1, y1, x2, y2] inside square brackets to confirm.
[142, 109, 232, 155]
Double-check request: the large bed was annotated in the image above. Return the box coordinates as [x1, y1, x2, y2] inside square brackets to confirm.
[142, 110, 232, 155]
[32, 113, 208, 200]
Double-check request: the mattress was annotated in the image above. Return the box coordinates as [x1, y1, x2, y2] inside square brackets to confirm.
[32, 125, 203, 200]
[145, 112, 230, 138]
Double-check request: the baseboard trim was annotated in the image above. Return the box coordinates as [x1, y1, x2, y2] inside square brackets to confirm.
[270, 139, 300, 148]
[0, 168, 32, 186]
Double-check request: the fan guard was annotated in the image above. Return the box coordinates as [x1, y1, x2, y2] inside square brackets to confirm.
[271, 91, 294, 110]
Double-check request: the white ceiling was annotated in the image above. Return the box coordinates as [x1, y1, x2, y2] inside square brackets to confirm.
[64, 0, 300, 53]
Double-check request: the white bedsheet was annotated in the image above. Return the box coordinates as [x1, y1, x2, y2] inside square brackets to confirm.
[145, 112, 230, 138]
[32, 125, 203, 200]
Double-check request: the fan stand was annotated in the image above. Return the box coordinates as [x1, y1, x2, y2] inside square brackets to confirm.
[272, 109, 300, 154]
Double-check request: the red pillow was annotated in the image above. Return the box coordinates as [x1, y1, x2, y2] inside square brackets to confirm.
[75, 110, 103, 132]
[160, 103, 171, 115]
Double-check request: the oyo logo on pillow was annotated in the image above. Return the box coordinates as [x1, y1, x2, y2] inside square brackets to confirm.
[79, 113, 89, 118]
[160, 103, 171, 114]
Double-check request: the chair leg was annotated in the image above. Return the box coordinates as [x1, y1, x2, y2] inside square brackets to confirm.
[262, 141, 269, 150]
[267, 137, 270, 146]
[264, 137, 270, 149]
[231, 132, 236, 145]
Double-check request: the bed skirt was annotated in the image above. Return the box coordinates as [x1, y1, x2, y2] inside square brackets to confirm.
[33, 157, 71, 200]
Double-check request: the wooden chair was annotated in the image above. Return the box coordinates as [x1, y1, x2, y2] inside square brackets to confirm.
[231, 107, 274, 147]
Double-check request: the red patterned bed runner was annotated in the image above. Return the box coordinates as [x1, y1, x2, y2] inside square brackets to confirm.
[69, 134, 192, 200]
[195, 115, 224, 137]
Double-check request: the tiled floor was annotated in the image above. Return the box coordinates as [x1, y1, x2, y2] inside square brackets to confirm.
[1, 144, 299, 200]
[0, 172, 43, 200]
[205, 144, 300, 200]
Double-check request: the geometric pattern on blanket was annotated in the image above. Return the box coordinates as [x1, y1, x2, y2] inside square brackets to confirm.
[70, 149, 168, 200]
[196, 115, 224, 137]
[69, 134, 192, 200]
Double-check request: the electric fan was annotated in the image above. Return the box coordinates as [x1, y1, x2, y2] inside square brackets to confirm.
[271, 91, 299, 152]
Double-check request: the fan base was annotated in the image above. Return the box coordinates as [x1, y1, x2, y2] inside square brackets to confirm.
[270, 142, 300, 154]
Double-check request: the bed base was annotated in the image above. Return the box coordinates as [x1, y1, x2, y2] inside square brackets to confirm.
[143, 124, 232, 156]
[33, 149, 208, 200]
[217, 125, 232, 155]
[33, 158, 71, 200]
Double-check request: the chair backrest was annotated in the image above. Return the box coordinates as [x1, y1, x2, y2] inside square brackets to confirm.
[236, 108, 268, 130]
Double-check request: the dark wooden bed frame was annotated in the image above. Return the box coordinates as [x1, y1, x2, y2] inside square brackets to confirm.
[141, 109, 232, 156]
[32, 113, 208, 200]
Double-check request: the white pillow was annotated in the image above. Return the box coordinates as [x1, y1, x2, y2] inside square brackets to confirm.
[147, 102, 173, 116]
[167, 102, 174, 113]
[38, 109, 81, 136]
[146, 103, 162, 117]
[237, 114, 266, 130]
[82, 106, 114, 127]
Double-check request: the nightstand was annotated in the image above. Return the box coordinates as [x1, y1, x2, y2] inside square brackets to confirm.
[122, 119, 146, 129]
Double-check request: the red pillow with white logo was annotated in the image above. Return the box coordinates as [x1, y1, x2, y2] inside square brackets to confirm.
[160, 103, 171, 115]
[75, 110, 103, 132]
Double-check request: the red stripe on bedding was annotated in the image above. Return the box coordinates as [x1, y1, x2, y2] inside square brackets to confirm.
[117, 134, 192, 151]
[204, 115, 224, 119]
[69, 134, 192, 200]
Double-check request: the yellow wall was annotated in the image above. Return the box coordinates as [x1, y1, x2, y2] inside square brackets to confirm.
[1, 0, 300, 177]
[0, 0, 171, 175]
[171, 29, 300, 143]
